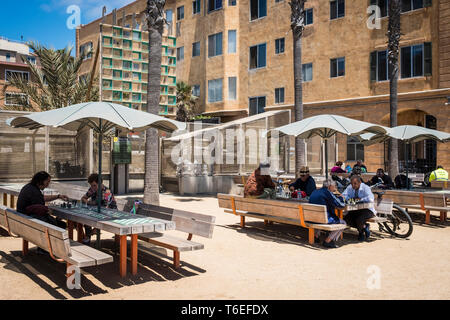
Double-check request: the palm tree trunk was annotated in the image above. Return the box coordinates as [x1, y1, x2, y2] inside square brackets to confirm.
[388, 0, 401, 178]
[293, 34, 305, 175]
[144, 7, 164, 205]
[290, 0, 306, 177]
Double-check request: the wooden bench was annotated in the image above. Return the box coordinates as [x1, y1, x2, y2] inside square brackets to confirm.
[218, 194, 348, 245]
[128, 203, 215, 268]
[380, 189, 449, 224]
[0, 205, 113, 286]
[430, 181, 449, 190]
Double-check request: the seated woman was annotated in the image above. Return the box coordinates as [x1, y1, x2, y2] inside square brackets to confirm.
[17, 171, 69, 226]
[80, 173, 117, 244]
[331, 161, 346, 174]
[244, 162, 276, 199]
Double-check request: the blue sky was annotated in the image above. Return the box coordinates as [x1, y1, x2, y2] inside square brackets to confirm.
[0, 0, 135, 53]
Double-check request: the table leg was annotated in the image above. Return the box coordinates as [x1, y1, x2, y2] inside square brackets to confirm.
[96, 229, 101, 249]
[2, 193, 7, 206]
[130, 234, 138, 276]
[77, 223, 84, 242]
[10, 195, 15, 209]
[22, 240, 28, 256]
[425, 210, 431, 224]
[68, 221, 74, 240]
[240, 216, 245, 228]
[119, 235, 127, 278]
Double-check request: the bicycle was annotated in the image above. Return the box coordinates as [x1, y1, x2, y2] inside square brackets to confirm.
[370, 182, 413, 238]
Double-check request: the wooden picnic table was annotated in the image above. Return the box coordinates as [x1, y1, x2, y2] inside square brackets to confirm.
[0, 184, 57, 209]
[49, 205, 176, 277]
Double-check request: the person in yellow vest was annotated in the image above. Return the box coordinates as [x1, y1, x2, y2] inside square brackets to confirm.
[429, 165, 449, 182]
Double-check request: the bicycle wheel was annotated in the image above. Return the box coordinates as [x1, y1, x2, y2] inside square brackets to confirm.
[383, 204, 413, 238]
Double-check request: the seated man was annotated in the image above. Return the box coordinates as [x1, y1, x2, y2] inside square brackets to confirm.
[289, 166, 317, 197]
[342, 176, 376, 242]
[309, 179, 347, 248]
[368, 168, 394, 189]
[353, 160, 367, 173]
[17, 172, 69, 254]
[80, 173, 117, 244]
[244, 162, 276, 199]
[429, 165, 448, 182]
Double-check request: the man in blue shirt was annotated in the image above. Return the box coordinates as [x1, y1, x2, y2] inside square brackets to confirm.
[342, 175, 376, 241]
[309, 179, 347, 248]
[289, 166, 317, 196]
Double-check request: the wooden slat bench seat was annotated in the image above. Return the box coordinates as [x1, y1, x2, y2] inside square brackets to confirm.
[0, 205, 113, 286]
[380, 190, 448, 224]
[130, 203, 215, 268]
[218, 194, 347, 245]
[430, 181, 449, 190]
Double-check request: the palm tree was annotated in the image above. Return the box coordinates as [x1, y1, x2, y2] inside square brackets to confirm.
[1, 41, 98, 111]
[144, 0, 166, 205]
[289, 0, 307, 176]
[387, 0, 401, 178]
[176, 82, 198, 122]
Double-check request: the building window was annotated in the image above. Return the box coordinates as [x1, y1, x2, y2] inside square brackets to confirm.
[5, 92, 28, 106]
[250, 0, 267, 21]
[228, 77, 237, 100]
[275, 0, 284, 3]
[208, 78, 223, 103]
[177, 47, 185, 61]
[5, 70, 29, 82]
[249, 96, 266, 115]
[275, 38, 285, 54]
[208, 0, 223, 12]
[302, 63, 313, 82]
[208, 32, 223, 57]
[370, 50, 389, 82]
[401, 43, 432, 78]
[193, 0, 201, 14]
[305, 8, 313, 25]
[5, 52, 11, 62]
[330, 57, 345, 78]
[347, 136, 364, 161]
[192, 42, 201, 57]
[249, 43, 267, 69]
[275, 88, 285, 104]
[177, 6, 184, 20]
[402, 0, 425, 12]
[229, 0, 237, 5]
[228, 30, 237, 53]
[330, 0, 345, 20]
[371, 0, 389, 17]
[79, 42, 93, 60]
[192, 85, 200, 97]
[166, 10, 173, 22]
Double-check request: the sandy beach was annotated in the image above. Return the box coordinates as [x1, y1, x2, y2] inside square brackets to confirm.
[0, 193, 449, 300]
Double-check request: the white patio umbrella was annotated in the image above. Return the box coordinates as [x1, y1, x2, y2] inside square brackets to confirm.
[7, 102, 186, 213]
[270, 114, 389, 179]
[359, 125, 450, 188]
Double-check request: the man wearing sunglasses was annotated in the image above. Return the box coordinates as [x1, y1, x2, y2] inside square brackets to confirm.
[289, 166, 317, 197]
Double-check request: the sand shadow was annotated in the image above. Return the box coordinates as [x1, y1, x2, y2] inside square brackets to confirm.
[405, 210, 449, 229]
[0, 237, 206, 298]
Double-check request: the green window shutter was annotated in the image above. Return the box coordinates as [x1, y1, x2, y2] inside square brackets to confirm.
[424, 42, 432, 76]
[370, 51, 377, 81]
[424, 0, 432, 8]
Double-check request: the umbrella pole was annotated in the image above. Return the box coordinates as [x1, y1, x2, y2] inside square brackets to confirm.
[324, 138, 329, 180]
[97, 119, 103, 214]
[405, 142, 410, 190]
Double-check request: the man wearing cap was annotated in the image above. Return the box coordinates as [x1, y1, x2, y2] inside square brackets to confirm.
[244, 162, 276, 199]
[289, 166, 317, 197]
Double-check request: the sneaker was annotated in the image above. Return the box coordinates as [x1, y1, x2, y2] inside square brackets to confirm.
[322, 240, 338, 248]
[36, 247, 48, 255]
[82, 237, 91, 245]
[358, 232, 366, 242]
[364, 223, 371, 240]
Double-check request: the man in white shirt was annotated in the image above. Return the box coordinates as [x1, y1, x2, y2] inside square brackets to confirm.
[342, 175, 376, 241]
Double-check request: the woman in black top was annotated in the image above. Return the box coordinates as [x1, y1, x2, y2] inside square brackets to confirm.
[17, 171, 68, 227]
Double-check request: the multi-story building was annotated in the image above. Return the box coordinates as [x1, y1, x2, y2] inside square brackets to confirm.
[78, 0, 449, 172]
[76, 1, 177, 116]
[0, 37, 40, 110]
